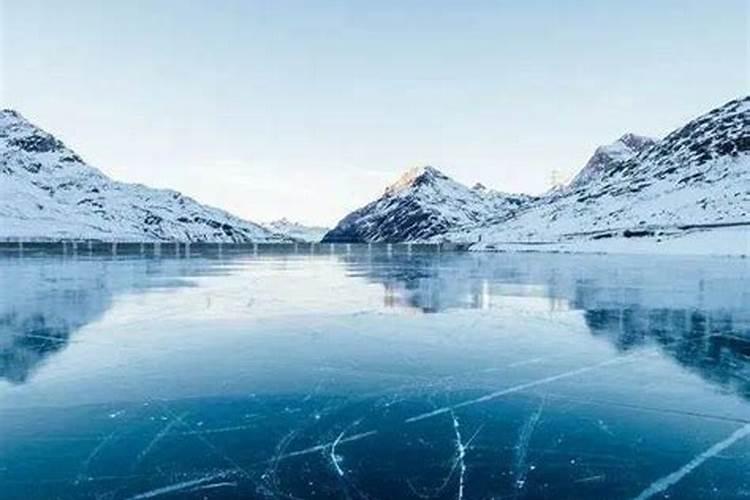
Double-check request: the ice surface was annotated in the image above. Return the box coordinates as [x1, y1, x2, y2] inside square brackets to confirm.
[0, 245, 748, 499]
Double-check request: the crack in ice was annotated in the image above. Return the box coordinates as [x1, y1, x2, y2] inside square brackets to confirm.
[126, 472, 233, 499]
[134, 413, 186, 467]
[274, 430, 379, 462]
[75, 428, 121, 483]
[330, 430, 347, 477]
[632, 423, 750, 500]
[261, 430, 305, 500]
[406, 353, 646, 423]
[186, 481, 237, 493]
[155, 402, 253, 480]
[175, 423, 259, 435]
[450, 411, 468, 500]
[513, 396, 545, 491]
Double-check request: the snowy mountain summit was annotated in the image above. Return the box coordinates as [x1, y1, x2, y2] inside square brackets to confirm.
[453, 96, 750, 248]
[0, 110, 287, 242]
[569, 133, 657, 188]
[322, 165, 533, 242]
[324, 97, 748, 251]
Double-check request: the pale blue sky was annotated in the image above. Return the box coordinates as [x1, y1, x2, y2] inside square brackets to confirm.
[1, 0, 747, 225]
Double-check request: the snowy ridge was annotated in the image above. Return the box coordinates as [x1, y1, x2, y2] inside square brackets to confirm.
[0, 110, 288, 242]
[3, 96, 747, 251]
[261, 218, 329, 242]
[448, 97, 750, 249]
[322, 166, 533, 242]
[568, 133, 656, 188]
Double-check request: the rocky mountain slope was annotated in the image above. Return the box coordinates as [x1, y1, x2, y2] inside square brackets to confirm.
[322, 166, 533, 242]
[568, 133, 656, 188]
[262, 218, 329, 242]
[448, 96, 749, 246]
[0, 110, 287, 242]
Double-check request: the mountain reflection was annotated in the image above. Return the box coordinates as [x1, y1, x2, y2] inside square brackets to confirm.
[2, 248, 748, 406]
[344, 251, 750, 400]
[1, 312, 92, 384]
[0, 257, 200, 384]
[583, 307, 750, 399]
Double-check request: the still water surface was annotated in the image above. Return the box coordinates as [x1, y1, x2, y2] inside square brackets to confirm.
[1, 245, 749, 499]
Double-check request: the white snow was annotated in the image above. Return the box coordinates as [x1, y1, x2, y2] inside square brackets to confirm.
[443, 97, 750, 255]
[3, 95, 748, 253]
[0, 110, 288, 242]
[471, 226, 749, 257]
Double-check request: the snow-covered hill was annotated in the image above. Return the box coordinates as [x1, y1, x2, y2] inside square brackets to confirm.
[262, 218, 329, 242]
[322, 166, 533, 242]
[0, 110, 288, 242]
[448, 97, 749, 249]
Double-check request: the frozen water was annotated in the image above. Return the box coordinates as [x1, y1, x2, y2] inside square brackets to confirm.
[0, 244, 748, 499]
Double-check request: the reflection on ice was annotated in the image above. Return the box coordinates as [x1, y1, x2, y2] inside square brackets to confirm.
[0, 246, 748, 499]
[0, 258, 202, 383]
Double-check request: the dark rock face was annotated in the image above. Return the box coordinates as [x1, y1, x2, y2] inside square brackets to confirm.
[324, 197, 453, 243]
[9, 132, 64, 153]
[639, 96, 750, 170]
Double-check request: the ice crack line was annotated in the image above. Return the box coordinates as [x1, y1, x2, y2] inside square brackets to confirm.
[513, 396, 545, 491]
[156, 402, 253, 480]
[126, 472, 232, 499]
[76, 428, 121, 483]
[450, 411, 467, 500]
[274, 430, 378, 462]
[449, 411, 482, 500]
[406, 353, 645, 423]
[330, 429, 347, 477]
[632, 422, 750, 500]
[134, 413, 187, 467]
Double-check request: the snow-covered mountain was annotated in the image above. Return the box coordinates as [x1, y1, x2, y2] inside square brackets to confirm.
[262, 218, 329, 242]
[448, 96, 749, 247]
[0, 110, 288, 242]
[322, 166, 533, 242]
[568, 133, 656, 188]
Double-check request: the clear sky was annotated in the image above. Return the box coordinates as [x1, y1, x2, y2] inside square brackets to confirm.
[1, 0, 747, 226]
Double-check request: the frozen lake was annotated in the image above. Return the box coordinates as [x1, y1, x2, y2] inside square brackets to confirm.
[1, 245, 748, 499]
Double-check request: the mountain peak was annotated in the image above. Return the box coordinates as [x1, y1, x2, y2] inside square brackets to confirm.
[569, 133, 656, 188]
[0, 110, 286, 242]
[0, 109, 31, 129]
[616, 133, 657, 152]
[384, 165, 448, 196]
[599, 133, 656, 158]
[1, 108, 23, 120]
[0, 109, 70, 155]
[324, 164, 533, 243]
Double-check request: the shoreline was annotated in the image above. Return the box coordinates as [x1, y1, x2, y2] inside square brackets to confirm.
[468, 226, 749, 257]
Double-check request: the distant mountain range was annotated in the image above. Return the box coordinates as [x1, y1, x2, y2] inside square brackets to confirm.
[324, 97, 749, 249]
[2, 97, 747, 249]
[0, 110, 289, 242]
[261, 218, 329, 242]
